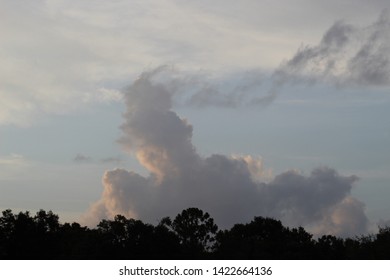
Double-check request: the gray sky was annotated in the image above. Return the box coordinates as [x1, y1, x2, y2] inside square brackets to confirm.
[1, 0, 389, 236]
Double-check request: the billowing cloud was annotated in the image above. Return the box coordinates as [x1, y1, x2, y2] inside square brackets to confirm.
[84, 68, 369, 237]
[311, 196, 369, 237]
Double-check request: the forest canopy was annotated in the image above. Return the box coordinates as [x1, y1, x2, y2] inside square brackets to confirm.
[0, 207, 389, 260]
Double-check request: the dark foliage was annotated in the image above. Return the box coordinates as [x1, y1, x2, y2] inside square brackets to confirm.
[215, 217, 315, 259]
[0, 208, 389, 259]
[159, 208, 218, 258]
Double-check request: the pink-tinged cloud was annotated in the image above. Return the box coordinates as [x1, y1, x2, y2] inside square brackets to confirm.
[84, 67, 368, 237]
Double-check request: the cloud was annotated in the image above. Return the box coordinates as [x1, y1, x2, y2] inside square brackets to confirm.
[0, 0, 289, 125]
[0, 154, 27, 166]
[73, 153, 92, 163]
[2, 1, 388, 126]
[0, 0, 125, 126]
[74, 154, 125, 165]
[77, 11, 390, 112]
[310, 196, 369, 237]
[84, 68, 369, 237]
[100, 156, 124, 165]
[275, 10, 390, 88]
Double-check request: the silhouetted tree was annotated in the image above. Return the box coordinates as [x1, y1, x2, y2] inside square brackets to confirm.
[343, 237, 363, 259]
[215, 217, 315, 259]
[314, 235, 346, 259]
[371, 226, 390, 259]
[161, 208, 218, 258]
[34, 210, 60, 233]
[152, 222, 181, 259]
[0, 209, 15, 258]
[282, 226, 315, 259]
[2, 207, 390, 259]
[97, 215, 181, 259]
[10, 211, 38, 258]
[58, 222, 102, 259]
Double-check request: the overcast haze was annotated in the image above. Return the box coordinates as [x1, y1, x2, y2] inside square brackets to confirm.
[1, 0, 390, 237]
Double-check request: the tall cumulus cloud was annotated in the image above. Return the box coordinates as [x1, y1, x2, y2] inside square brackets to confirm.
[82, 11, 390, 236]
[84, 68, 369, 237]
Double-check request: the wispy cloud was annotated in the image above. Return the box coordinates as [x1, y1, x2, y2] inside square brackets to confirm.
[0, 154, 27, 166]
[73, 154, 92, 163]
[275, 10, 390, 88]
[73, 154, 125, 165]
[100, 156, 124, 165]
[1, 1, 388, 125]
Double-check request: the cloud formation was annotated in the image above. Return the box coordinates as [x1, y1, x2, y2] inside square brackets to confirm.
[165, 11, 390, 109]
[84, 68, 369, 237]
[182, 10, 390, 109]
[82, 12, 389, 112]
[2, 1, 388, 125]
[275, 10, 390, 88]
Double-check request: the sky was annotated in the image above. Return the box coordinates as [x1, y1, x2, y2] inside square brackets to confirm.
[1, 0, 390, 237]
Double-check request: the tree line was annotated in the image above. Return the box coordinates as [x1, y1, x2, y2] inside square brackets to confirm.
[0, 207, 389, 259]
